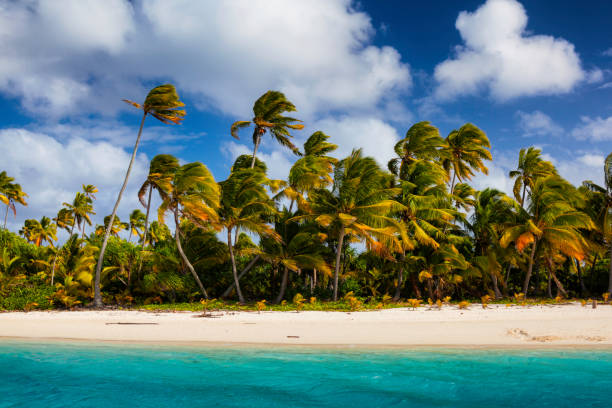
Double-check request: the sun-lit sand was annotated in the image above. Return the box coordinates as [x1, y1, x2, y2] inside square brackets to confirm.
[1, 303, 612, 347]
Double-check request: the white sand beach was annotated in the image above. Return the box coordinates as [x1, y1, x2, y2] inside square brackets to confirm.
[1, 303, 612, 347]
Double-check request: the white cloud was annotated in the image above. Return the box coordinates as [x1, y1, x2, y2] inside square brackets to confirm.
[603, 48, 612, 57]
[222, 141, 294, 182]
[516, 110, 563, 137]
[571, 116, 612, 141]
[586, 68, 604, 84]
[0, 128, 148, 234]
[0, 0, 410, 119]
[599, 82, 612, 89]
[577, 154, 605, 168]
[552, 153, 605, 186]
[312, 116, 401, 168]
[434, 0, 585, 101]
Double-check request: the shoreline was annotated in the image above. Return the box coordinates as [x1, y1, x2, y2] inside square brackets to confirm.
[2, 304, 612, 349]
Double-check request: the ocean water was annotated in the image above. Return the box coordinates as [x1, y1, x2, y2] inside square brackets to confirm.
[0, 342, 611, 408]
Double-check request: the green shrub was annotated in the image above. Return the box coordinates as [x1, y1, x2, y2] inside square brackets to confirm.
[0, 284, 55, 311]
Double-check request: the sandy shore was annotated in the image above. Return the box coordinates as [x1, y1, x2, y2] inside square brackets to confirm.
[1, 303, 612, 348]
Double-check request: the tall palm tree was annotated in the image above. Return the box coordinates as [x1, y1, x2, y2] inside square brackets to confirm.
[95, 215, 128, 237]
[159, 162, 220, 299]
[501, 176, 594, 295]
[217, 162, 280, 303]
[581, 152, 612, 294]
[128, 210, 145, 243]
[94, 84, 185, 307]
[293, 149, 405, 300]
[441, 123, 491, 192]
[1, 182, 27, 229]
[509, 147, 556, 208]
[230, 90, 304, 168]
[388, 121, 445, 179]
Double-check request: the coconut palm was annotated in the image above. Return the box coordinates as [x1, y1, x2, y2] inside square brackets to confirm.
[509, 147, 556, 208]
[53, 208, 74, 234]
[441, 123, 491, 192]
[138, 155, 180, 246]
[94, 84, 185, 307]
[230, 90, 304, 168]
[95, 215, 128, 237]
[63, 192, 95, 240]
[128, 210, 145, 243]
[82, 184, 98, 201]
[217, 162, 280, 303]
[158, 162, 220, 299]
[293, 149, 405, 300]
[581, 152, 612, 294]
[388, 121, 445, 179]
[501, 176, 594, 296]
[2, 182, 28, 229]
[20, 217, 57, 247]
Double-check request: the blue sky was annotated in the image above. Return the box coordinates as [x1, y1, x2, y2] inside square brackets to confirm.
[1, 0, 611, 233]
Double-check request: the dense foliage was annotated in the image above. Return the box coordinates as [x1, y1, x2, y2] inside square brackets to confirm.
[1, 86, 611, 310]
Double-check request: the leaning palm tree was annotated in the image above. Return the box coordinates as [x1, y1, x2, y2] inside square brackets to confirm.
[158, 162, 220, 299]
[2, 182, 27, 229]
[509, 147, 556, 208]
[581, 152, 612, 294]
[217, 162, 280, 303]
[440, 123, 491, 192]
[230, 90, 304, 168]
[93, 84, 185, 307]
[501, 176, 594, 295]
[293, 149, 406, 300]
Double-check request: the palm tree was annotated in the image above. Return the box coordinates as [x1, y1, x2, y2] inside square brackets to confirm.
[95, 215, 128, 237]
[1, 181, 27, 229]
[441, 123, 491, 192]
[230, 90, 304, 168]
[128, 210, 145, 243]
[509, 147, 556, 208]
[469, 188, 517, 298]
[159, 162, 220, 299]
[501, 176, 594, 295]
[293, 149, 405, 300]
[217, 162, 280, 303]
[82, 184, 98, 201]
[388, 121, 445, 179]
[53, 208, 74, 234]
[581, 152, 612, 294]
[63, 192, 95, 240]
[94, 84, 185, 307]
[20, 217, 57, 247]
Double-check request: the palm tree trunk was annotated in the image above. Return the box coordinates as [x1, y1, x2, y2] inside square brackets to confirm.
[546, 268, 553, 298]
[136, 187, 153, 277]
[491, 272, 502, 299]
[393, 252, 406, 301]
[70, 220, 76, 237]
[221, 255, 260, 298]
[607, 245, 612, 295]
[93, 111, 147, 308]
[51, 251, 58, 286]
[522, 238, 538, 296]
[3, 203, 9, 229]
[250, 131, 262, 169]
[275, 266, 289, 304]
[227, 228, 245, 303]
[426, 278, 434, 299]
[520, 184, 527, 208]
[590, 254, 599, 292]
[575, 258, 587, 296]
[332, 227, 345, 301]
[547, 257, 567, 297]
[174, 209, 208, 299]
[449, 171, 457, 194]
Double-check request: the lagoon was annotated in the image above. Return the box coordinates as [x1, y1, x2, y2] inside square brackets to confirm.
[1, 341, 611, 408]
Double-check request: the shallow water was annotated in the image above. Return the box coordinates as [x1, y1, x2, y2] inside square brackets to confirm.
[0, 341, 611, 407]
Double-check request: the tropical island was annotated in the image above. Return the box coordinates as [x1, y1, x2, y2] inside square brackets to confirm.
[0, 85, 611, 346]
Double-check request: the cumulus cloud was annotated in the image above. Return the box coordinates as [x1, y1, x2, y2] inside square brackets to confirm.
[571, 116, 612, 141]
[434, 0, 585, 101]
[516, 110, 563, 137]
[0, 128, 148, 234]
[0, 0, 410, 119]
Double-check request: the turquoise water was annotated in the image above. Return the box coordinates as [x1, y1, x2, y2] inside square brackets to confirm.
[1, 342, 611, 407]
